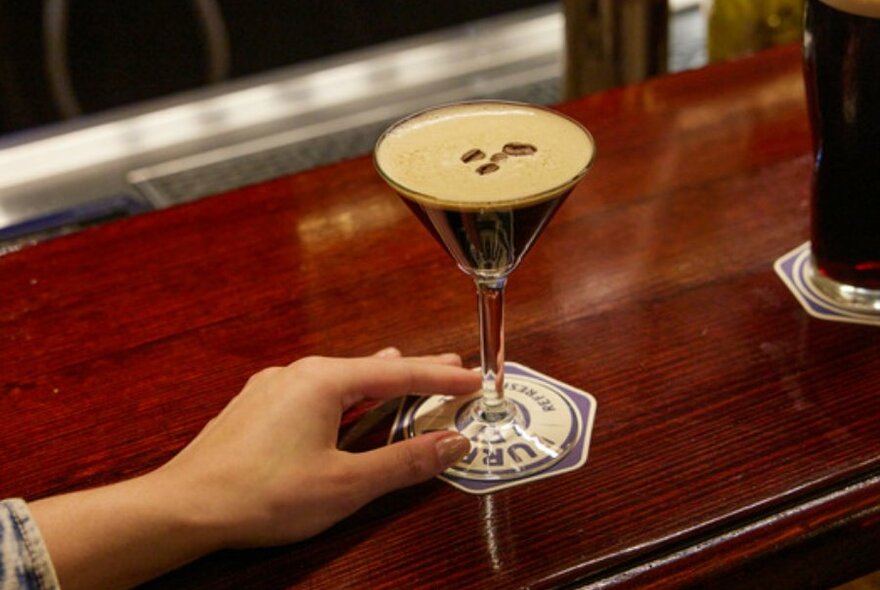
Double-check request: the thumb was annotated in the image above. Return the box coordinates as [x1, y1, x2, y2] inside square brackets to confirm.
[349, 432, 470, 500]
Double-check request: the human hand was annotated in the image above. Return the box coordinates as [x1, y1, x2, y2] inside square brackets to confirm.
[149, 351, 479, 549]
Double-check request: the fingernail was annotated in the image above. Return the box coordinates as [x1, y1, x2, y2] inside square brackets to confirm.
[375, 347, 401, 358]
[435, 433, 471, 468]
[438, 352, 462, 364]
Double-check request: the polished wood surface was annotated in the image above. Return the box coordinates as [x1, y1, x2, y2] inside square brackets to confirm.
[2, 44, 879, 589]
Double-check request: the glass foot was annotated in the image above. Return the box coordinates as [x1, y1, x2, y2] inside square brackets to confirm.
[806, 257, 880, 314]
[405, 375, 581, 481]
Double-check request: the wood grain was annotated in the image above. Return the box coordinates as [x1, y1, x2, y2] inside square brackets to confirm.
[1, 43, 878, 589]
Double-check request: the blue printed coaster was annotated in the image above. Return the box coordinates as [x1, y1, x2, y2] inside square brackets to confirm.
[774, 242, 880, 326]
[388, 362, 597, 495]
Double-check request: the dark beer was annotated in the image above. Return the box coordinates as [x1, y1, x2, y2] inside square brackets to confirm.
[804, 0, 880, 289]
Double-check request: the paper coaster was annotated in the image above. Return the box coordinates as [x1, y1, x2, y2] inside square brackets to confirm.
[774, 242, 880, 326]
[388, 362, 597, 495]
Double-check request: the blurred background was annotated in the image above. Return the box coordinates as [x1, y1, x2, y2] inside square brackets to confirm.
[0, 0, 804, 251]
[0, 0, 559, 134]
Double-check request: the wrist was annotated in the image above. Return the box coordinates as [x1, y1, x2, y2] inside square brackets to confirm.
[131, 469, 229, 556]
[30, 473, 228, 590]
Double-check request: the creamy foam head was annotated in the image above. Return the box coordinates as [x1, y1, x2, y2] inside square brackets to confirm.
[375, 102, 595, 207]
[819, 0, 880, 18]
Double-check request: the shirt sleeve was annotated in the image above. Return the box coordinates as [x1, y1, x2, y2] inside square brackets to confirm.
[0, 499, 60, 590]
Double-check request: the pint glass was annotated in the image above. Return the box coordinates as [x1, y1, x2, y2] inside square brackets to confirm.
[803, 0, 880, 311]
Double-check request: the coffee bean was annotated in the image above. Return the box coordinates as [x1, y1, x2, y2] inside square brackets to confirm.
[476, 163, 500, 175]
[461, 148, 486, 163]
[490, 153, 508, 162]
[502, 142, 537, 156]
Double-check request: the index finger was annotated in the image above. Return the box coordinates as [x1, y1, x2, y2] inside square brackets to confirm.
[292, 356, 481, 409]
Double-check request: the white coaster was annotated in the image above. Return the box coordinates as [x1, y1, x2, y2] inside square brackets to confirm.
[774, 242, 880, 326]
[388, 362, 597, 495]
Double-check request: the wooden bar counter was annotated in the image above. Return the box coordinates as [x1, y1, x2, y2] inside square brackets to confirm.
[2, 44, 879, 589]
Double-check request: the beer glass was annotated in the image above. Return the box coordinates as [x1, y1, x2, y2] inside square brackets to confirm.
[803, 0, 880, 312]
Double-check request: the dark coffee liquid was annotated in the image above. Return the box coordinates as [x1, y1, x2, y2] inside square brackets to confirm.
[402, 192, 569, 278]
[804, 0, 880, 288]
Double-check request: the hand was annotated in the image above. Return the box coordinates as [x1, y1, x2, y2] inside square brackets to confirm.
[31, 351, 479, 590]
[151, 351, 479, 548]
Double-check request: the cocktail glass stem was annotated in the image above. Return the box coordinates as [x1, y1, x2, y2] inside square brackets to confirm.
[476, 276, 510, 423]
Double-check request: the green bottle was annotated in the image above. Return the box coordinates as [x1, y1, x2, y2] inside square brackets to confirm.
[707, 0, 805, 62]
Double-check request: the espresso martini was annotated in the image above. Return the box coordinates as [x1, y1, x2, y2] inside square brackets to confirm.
[375, 102, 595, 480]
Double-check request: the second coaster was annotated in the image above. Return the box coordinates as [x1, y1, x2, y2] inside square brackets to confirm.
[774, 242, 880, 326]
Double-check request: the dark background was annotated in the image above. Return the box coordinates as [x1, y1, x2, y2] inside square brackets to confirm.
[0, 0, 553, 136]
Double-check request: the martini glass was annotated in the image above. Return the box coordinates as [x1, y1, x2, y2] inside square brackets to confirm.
[374, 101, 595, 480]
